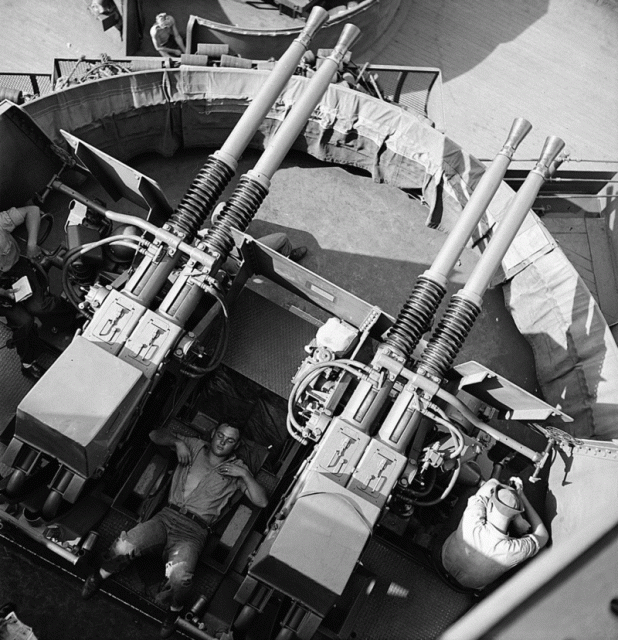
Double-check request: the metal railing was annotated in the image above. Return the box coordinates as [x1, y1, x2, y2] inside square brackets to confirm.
[363, 64, 445, 132]
[0, 73, 53, 103]
[52, 56, 167, 90]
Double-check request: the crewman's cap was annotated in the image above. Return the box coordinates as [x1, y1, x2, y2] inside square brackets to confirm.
[491, 485, 524, 518]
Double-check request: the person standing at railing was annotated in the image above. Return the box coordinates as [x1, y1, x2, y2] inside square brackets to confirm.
[150, 12, 186, 58]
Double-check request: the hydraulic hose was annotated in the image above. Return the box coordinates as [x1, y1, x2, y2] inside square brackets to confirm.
[412, 460, 461, 506]
[384, 118, 533, 361]
[287, 359, 370, 442]
[179, 288, 230, 377]
[61, 235, 147, 313]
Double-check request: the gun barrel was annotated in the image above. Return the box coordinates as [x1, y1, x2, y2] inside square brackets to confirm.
[217, 6, 329, 167]
[195, 23, 362, 261]
[382, 119, 532, 360]
[426, 118, 532, 286]
[250, 24, 362, 182]
[154, 25, 362, 325]
[462, 135, 565, 300]
[412, 136, 565, 383]
[119, 9, 329, 306]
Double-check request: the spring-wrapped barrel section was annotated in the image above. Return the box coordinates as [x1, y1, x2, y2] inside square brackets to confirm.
[384, 276, 446, 358]
[416, 295, 480, 380]
[203, 175, 269, 256]
[169, 155, 234, 242]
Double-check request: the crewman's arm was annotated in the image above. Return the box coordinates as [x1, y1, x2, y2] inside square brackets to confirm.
[23, 206, 42, 258]
[0, 286, 15, 301]
[217, 463, 268, 508]
[149, 429, 191, 465]
[518, 490, 549, 549]
[171, 21, 186, 53]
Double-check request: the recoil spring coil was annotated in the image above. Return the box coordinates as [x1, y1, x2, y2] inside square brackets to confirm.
[416, 295, 481, 380]
[384, 276, 446, 359]
[203, 175, 269, 256]
[169, 155, 234, 242]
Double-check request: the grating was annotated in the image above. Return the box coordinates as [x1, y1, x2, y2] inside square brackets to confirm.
[346, 538, 473, 640]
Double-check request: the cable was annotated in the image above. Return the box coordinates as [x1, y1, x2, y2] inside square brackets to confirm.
[424, 401, 466, 459]
[198, 288, 229, 373]
[478, 158, 618, 164]
[286, 359, 370, 441]
[179, 288, 230, 377]
[287, 359, 369, 439]
[61, 235, 147, 312]
[412, 459, 461, 507]
[399, 465, 437, 498]
[535, 193, 617, 199]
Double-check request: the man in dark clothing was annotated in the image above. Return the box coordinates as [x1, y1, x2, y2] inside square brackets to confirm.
[0, 205, 75, 379]
[81, 423, 268, 638]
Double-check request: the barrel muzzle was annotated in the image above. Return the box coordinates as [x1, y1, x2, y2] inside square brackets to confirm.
[533, 136, 566, 179]
[296, 6, 330, 47]
[548, 152, 568, 179]
[500, 117, 532, 159]
[330, 24, 362, 63]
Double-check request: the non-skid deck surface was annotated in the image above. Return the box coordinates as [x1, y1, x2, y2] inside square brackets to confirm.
[542, 215, 618, 326]
[349, 537, 474, 640]
[4, 1, 617, 171]
[362, 0, 618, 171]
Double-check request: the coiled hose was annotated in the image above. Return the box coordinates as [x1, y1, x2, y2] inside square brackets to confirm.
[287, 359, 371, 443]
[62, 235, 147, 315]
[179, 288, 230, 378]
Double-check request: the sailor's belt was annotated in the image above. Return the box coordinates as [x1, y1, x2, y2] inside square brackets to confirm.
[167, 503, 212, 530]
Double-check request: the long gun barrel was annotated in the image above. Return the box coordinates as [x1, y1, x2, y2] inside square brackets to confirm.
[328, 120, 533, 438]
[121, 7, 329, 306]
[199, 24, 362, 261]
[375, 136, 564, 455]
[426, 118, 532, 286]
[416, 135, 565, 382]
[156, 25, 362, 326]
[384, 118, 532, 360]
[217, 7, 329, 167]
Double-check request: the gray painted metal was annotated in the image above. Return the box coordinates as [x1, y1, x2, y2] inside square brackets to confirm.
[222, 287, 317, 399]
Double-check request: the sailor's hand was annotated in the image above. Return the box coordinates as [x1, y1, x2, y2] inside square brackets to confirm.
[174, 440, 191, 465]
[27, 244, 43, 260]
[0, 287, 15, 301]
[509, 476, 524, 495]
[217, 462, 245, 478]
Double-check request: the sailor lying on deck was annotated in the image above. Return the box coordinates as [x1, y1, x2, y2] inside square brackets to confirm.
[81, 422, 268, 638]
[440, 477, 549, 591]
